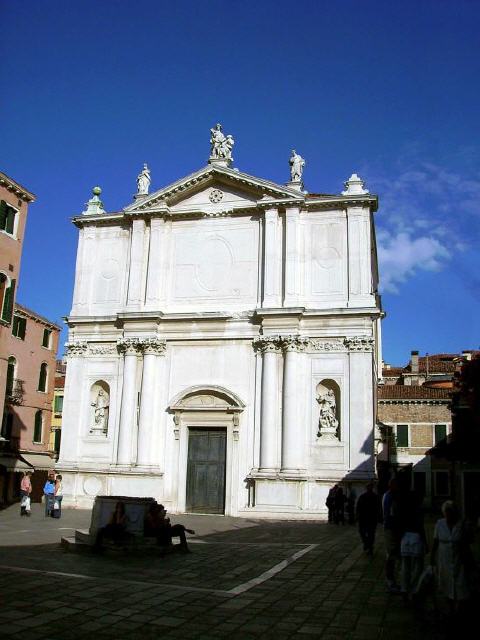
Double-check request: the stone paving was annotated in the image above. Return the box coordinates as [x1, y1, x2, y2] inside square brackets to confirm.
[0, 504, 477, 639]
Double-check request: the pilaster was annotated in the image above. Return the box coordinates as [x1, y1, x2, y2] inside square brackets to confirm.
[126, 218, 146, 309]
[262, 208, 282, 307]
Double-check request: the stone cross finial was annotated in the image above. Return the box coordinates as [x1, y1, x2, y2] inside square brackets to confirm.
[83, 186, 106, 215]
[209, 123, 234, 166]
[342, 173, 369, 196]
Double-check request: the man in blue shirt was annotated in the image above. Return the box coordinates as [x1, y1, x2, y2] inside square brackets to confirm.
[43, 478, 55, 517]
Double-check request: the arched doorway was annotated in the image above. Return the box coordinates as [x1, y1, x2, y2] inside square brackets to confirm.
[169, 386, 245, 515]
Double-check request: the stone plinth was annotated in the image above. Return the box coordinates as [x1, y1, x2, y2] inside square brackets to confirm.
[89, 495, 156, 537]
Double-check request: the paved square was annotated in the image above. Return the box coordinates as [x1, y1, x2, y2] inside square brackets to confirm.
[0, 504, 477, 639]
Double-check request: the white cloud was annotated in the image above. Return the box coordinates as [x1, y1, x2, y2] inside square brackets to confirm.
[362, 154, 480, 293]
[377, 229, 450, 293]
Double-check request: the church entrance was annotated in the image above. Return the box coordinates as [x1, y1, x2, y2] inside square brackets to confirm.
[186, 428, 226, 514]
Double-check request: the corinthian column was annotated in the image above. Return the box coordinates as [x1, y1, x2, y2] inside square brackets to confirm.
[281, 336, 309, 472]
[116, 338, 140, 465]
[254, 336, 281, 471]
[137, 338, 166, 467]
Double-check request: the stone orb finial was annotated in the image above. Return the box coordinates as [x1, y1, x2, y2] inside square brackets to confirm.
[92, 186, 102, 196]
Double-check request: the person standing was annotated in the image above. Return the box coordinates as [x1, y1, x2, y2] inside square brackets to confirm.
[356, 482, 380, 555]
[400, 490, 427, 601]
[326, 485, 337, 523]
[334, 486, 346, 525]
[52, 474, 63, 519]
[431, 501, 472, 615]
[20, 471, 32, 517]
[382, 478, 402, 592]
[43, 477, 55, 517]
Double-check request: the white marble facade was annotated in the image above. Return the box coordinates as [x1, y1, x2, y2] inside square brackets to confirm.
[58, 131, 382, 518]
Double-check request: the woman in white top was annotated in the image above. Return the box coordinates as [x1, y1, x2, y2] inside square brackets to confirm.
[431, 501, 471, 612]
[53, 474, 63, 519]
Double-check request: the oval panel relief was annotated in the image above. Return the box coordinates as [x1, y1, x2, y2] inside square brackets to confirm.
[83, 476, 103, 497]
[195, 235, 233, 292]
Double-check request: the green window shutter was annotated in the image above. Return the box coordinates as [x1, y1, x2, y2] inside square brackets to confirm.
[5, 207, 15, 234]
[1, 278, 15, 323]
[0, 201, 7, 231]
[6, 360, 15, 395]
[396, 424, 409, 448]
[54, 395, 63, 413]
[54, 428, 61, 453]
[20, 317, 26, 339]
[434, 424, 447, 445]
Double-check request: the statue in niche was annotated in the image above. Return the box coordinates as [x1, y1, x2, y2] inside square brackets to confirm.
[210, 124, 234, 160]
[317, 388, 339, 438]
[289, 149, 305, 182]
[136, 163, 151, 195]
[91, 388, 109, 434]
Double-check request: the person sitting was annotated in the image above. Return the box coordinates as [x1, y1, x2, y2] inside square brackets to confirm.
[94, 501, 129, 551]
[144, 503, 195, 552]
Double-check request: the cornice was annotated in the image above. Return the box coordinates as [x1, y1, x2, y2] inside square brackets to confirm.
[305, 194, 378, 212]
[0, 172, 36, 202]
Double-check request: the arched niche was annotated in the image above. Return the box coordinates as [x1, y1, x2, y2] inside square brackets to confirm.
[316, 379, 341, 440]
[90, 380, 110, 435]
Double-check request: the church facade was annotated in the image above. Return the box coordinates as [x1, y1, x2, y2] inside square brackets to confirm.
[58, 127, 382, 517]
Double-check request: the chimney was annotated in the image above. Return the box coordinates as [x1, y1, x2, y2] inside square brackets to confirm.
[411, 350, 419, 374]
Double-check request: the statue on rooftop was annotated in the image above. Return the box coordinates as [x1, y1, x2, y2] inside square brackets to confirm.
[210, 124, 234, 161]
[136, 163, 151, 196]
[289, 150, 305, 182]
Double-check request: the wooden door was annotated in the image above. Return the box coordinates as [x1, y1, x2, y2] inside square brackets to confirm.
[186, 428, 226, 514]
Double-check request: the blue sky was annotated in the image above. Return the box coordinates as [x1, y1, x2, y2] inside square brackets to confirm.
[1, 0, 479, 364]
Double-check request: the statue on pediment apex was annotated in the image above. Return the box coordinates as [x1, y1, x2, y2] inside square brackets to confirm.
[289, 150, 305, 182]
[210, 123, 234, 161]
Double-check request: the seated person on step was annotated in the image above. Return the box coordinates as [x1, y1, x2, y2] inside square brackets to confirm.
[94, 501, 129, 551]
[144, 503, 195, 552]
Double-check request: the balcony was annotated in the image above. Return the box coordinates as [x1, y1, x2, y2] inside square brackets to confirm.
[5, 378, 25, 405]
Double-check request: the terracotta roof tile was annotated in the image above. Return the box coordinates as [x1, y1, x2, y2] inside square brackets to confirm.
[378, 385, 451, 400]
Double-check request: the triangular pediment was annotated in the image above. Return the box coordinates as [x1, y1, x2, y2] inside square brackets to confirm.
[124, 164, 304, 214]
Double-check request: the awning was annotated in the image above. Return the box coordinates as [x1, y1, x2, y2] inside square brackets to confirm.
[19, 453, 56, 470]
[0, 454, 33, 472]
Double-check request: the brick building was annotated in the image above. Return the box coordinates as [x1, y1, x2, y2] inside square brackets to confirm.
[377, 350, 458, 506]
[0, 170, 60, 504]
[0, 304, 60, 503]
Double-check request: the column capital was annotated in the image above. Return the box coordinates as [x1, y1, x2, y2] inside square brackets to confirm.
[344, 336, 375, 352]
[65, 341, 88, 357]
[116, 337, 141, 355]
[279, 335, 310, 352]
[139, 337, 166, 355]
[253, 336, 282, 354]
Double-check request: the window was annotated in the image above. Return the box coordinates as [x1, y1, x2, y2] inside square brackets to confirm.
[54, 395, 64, 414]
[435, 471, 450, 496]
[54, 429, 61, 454]
[6, 356, 16, 396]
[1, 412, 13, 440]
[42, 328, 51, 348]
[0, 275, 15, 323]
[38, 363, 48, 392]
[33, 410, 43, 443]
[0, 200, 17, 235]
[434, 424, 447, 445]
[12, 314, 26, 339]
[396, 424, 409, 448]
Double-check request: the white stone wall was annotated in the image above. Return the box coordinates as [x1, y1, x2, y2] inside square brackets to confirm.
[60, 166, 381, 517]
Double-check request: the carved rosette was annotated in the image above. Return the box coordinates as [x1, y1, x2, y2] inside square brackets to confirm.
[64, 341, 88, 357]
[116, 337, 141, 356]
[344, 337, 375, 352]
[139, 338, 167, 356]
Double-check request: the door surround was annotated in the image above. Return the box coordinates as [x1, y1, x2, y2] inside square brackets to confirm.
[168, 386, 244, 516]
